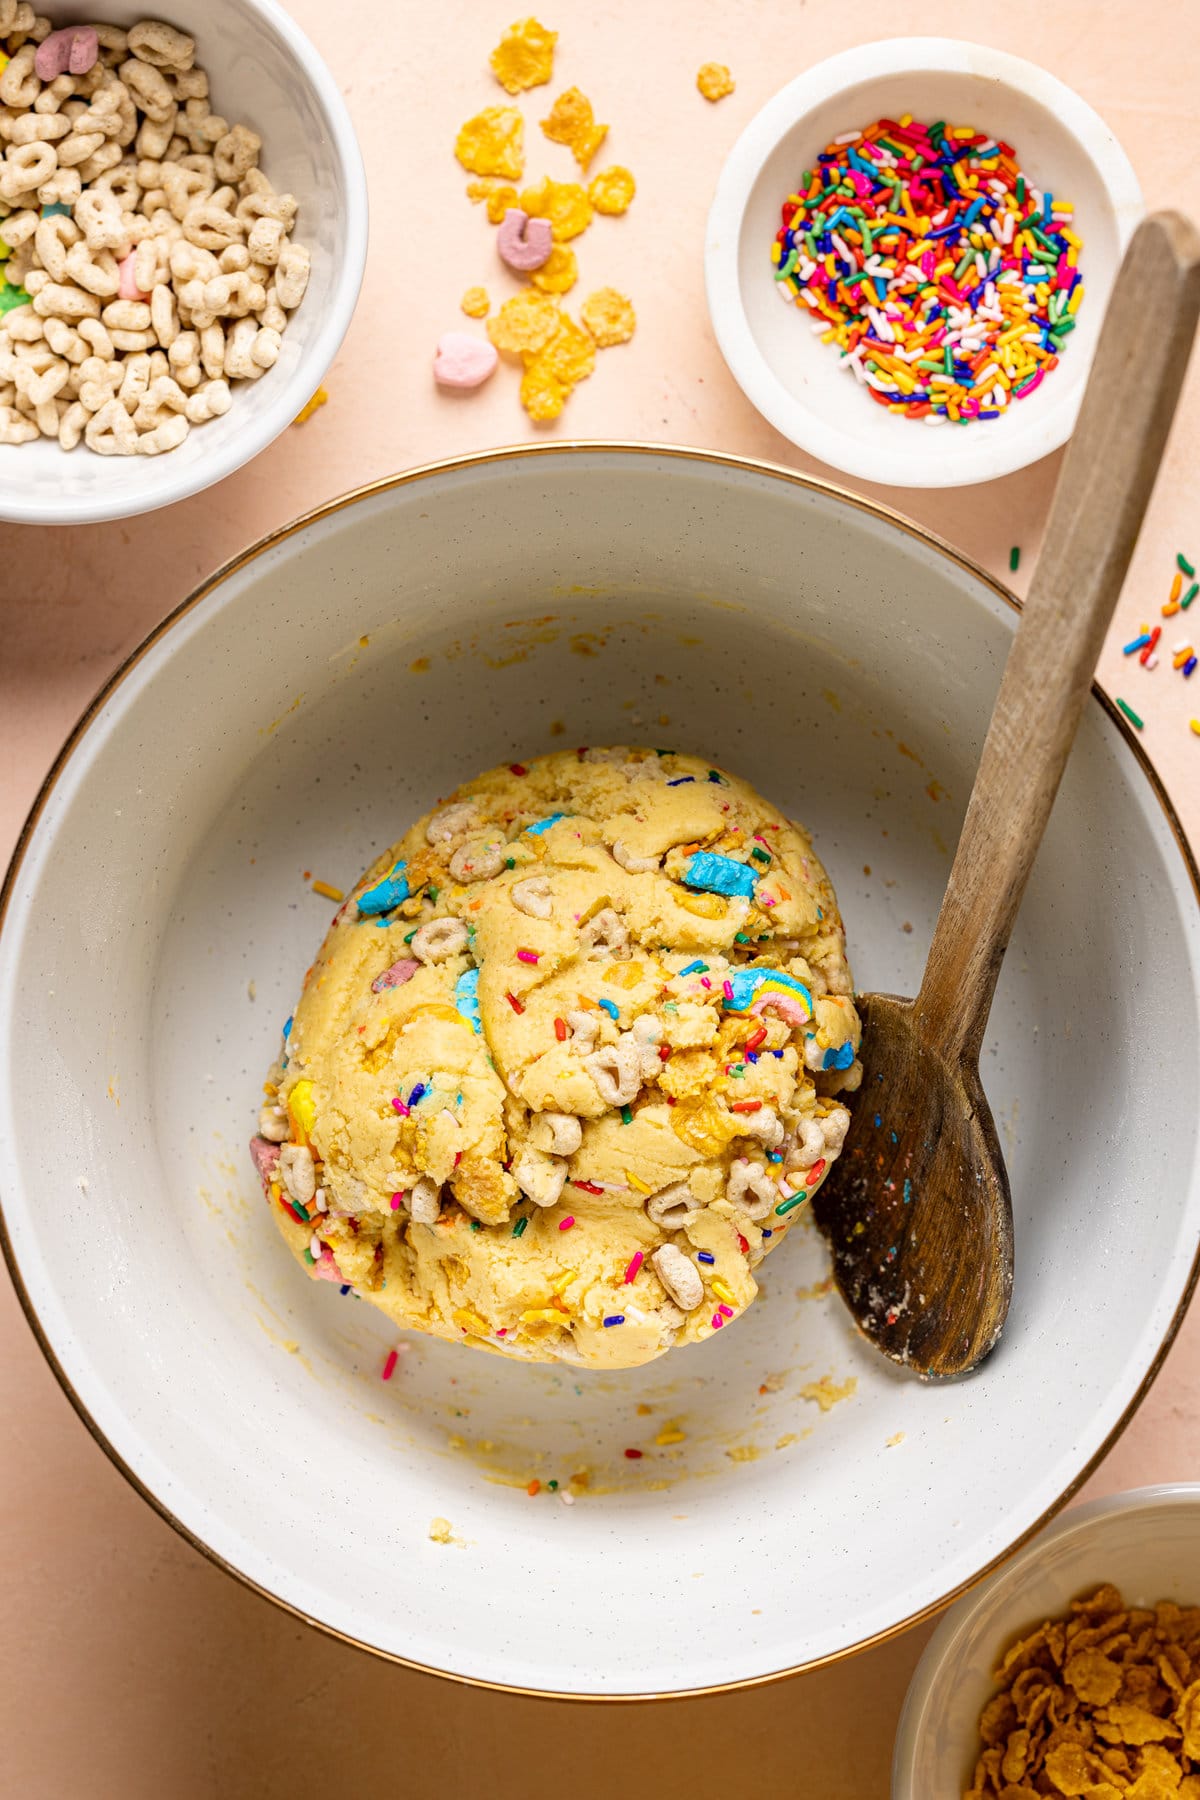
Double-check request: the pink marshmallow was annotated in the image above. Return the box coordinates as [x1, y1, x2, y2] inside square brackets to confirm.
[371, 956, 420, 993]
[751, 995, 811, 1028]
[433, 332, 498, 390]
[117, 251, 150, 302]
[249, 1135, 281, 1191]
[312, 1246, 344, 1282]
[496, 207, 553, 273]
[35, 25, 99, 81]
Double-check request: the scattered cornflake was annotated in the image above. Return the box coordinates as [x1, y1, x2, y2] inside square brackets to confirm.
[540, 86, 608, 170]
[758, 1372, 785, 1393]
[455, 106, 525, 179]
[530, 244, 578, 293]
[428, 1516, 454, 1543]
[696, 61, 735, 102]
[588, 164, 636, 215]
[292, 387, 327, 426]
[489, 16, 557, 94]
[487, 288, 561, 355]
[520, 174, 593, 241]
[726, 1443, 763, 1462]
[518, 308, 595, 420]
[886, 1432, 905, 1448]
[964, 1583, 1200, 1799]
[654, 1421, 686, 1446]
[799, 1374, 858, 1413]
[581, 286, 636, 346]
[461, 286, 490, 318]
[466, 178, 520, 223]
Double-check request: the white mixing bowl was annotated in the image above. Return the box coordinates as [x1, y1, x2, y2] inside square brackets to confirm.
[2, 446, 1198, 1697]
[0, 0, 367, 526]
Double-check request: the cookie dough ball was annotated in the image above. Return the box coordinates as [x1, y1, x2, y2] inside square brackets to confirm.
[250, 750, 862, 1369]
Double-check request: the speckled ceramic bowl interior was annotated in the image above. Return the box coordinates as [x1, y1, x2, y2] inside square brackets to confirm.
[2, 446, 1199, 1697]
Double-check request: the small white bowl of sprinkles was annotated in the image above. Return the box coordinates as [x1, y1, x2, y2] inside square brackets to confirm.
[705, 38, 1144, 488]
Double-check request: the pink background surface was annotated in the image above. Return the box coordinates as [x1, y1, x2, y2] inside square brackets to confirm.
[3, 2, 1200, 1793]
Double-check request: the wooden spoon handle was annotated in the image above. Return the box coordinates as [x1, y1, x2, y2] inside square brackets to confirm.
[916, 211, 1200, 1065]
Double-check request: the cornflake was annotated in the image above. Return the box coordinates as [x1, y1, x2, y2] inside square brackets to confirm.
[965, 1585, 1200, 1800]
[588, 164, 636, 216]
[530, 245, 578, 294]
[490, 17, 558, 94]
[540, 86, 608, 170]
[487, 290, 561, 356]
[697, 62, 736, 101]
[520, 175, 594, 242]
[461, 287, 490, 319]
[455, 107, 525, 180]
[466, 179, 521, 224]
[581, 287, 636, 347]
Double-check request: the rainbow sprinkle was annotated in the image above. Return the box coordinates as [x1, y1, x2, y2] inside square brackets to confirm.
[772, 117, 1083, 424]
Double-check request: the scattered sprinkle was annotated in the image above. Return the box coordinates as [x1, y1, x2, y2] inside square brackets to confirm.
[1009, 545, 1020, 572]
[292, 387, 327, 426]
[382, 1349, 399, 1381]
[311, 879, 344, 902]
[1116, 698, 1144, 730]
[624, 1447, 643, 1459]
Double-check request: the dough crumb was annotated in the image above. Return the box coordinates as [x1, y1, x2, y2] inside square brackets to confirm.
[429, 1516, 454, 1544]
[800, 1375, 858, 1413]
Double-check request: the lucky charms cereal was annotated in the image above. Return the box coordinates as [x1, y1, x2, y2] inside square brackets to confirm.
[250, 750, 861, 1372]
[447, 16, 637, 424]
[0, 9, 312, 457]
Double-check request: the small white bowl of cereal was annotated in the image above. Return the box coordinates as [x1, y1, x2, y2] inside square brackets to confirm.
[705, 38, 1144, 487]
[893, 1485, 1200, 1798]
[0, 0, 366, 524]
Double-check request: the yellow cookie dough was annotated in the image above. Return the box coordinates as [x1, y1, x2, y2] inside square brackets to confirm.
[251, 751, 862, 1370]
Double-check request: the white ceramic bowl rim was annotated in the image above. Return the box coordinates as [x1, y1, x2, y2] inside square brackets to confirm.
[0, 0, 368, 527]
[2, 443, 1199, 1698]
[705, 37, 1145, 488]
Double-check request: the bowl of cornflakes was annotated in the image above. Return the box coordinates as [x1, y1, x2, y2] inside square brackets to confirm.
[0, 0, 367, 525]
[894, 1485, 1200, 1798]
[705, 37, 1143, 488]
[2, 447, 1199, 1695]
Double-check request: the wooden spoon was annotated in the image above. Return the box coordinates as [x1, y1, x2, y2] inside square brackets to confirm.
[811, 212, 1200, 1380]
